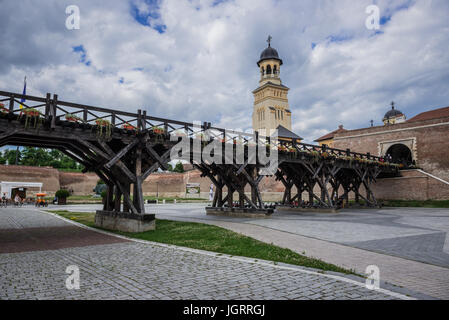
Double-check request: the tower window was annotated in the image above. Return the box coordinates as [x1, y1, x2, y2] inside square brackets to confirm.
[266, 65, 272, 75]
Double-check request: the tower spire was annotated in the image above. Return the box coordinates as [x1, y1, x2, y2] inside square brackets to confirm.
[267, 35, 272, 47]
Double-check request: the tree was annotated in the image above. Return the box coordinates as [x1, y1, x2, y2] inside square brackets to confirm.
[0, 151, 6, 165]
[4, 149, 21, 165]
[0, 147, 83, 171]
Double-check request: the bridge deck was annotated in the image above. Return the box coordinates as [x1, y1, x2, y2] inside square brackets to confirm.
[0, 90, 399, 224]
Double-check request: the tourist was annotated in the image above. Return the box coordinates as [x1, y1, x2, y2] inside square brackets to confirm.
[14, 194, 21, 206]
[1, 193, 7, 207]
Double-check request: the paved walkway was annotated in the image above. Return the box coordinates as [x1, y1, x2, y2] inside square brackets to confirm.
[129, 203, 449, 299]
[0, 207, 417, 300]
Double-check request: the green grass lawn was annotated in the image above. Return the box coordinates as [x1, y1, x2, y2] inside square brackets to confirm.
[48, 210, 356, 276]
[380, 199, 449, 208]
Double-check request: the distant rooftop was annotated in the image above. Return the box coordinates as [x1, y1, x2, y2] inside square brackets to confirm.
[407, 105, 449, 122]
[274, 125, 303, 140]
[315, 125, 347, 142]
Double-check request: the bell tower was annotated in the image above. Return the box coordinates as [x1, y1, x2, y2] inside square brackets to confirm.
[252, 36, 292, 134]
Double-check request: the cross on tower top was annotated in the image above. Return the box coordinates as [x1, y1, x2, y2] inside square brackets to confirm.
[391, 101, 395, 109]
[267, 35, 272, 47]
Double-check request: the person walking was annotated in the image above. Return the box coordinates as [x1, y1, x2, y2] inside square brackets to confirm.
[1, 193, 7, 207]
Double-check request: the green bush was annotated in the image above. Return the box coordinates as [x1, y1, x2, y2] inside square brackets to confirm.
[101, 190, 107, 199]
[173, 162, 184, 173]
[55, 189, 70, 199]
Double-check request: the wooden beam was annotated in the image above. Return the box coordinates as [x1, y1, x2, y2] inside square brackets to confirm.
[105, 139, 138, 169]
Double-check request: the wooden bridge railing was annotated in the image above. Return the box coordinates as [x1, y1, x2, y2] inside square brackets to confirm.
[0, 90, 392, 164]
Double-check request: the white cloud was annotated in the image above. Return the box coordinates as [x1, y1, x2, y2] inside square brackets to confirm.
[0, 0, 448, 144]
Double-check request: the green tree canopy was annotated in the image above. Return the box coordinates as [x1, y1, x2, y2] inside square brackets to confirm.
[0, 147, 83, 171]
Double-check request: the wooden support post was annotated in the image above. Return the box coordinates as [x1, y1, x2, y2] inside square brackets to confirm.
[45, 93, 51, 118]
[51, 94, 57, 129]
[114, 186, 122, 212]
[9, 95, 14, 113]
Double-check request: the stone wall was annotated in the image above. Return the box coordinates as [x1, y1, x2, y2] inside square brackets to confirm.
[332, 117, 449, 182]
[0, 165, 60, 196]
[1, 165, 447, 201]
[373, 170, 449, 201]
[59, 171, 99, 195]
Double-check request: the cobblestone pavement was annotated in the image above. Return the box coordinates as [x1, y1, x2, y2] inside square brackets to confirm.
[0, 207, 416, 300]
[111, 203, 449, 299]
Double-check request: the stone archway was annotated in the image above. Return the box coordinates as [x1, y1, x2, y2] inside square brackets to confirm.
[379, 138, 417, 166]
[386, 144, 413, 167]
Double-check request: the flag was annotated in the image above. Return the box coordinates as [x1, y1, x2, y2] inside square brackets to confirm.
[19, 76, 26, 109]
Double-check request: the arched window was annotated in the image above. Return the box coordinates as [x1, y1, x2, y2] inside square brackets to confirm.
[266, 65, 272, 75]
[261, 67, 265, 75]
[273, 65, 277, 75]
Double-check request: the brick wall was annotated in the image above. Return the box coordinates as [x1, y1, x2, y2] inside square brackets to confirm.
[59, 171, 99, 195]
[332, 117, 449, 182]
[373, 170, 449, 201]
[0, 165, 60, 195]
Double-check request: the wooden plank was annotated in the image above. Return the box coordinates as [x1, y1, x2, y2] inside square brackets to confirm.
[105, 139, 138, 169]
[145, 144, 170, 170]
[141, 149, 171, 181]
[96, 140, 137, 182]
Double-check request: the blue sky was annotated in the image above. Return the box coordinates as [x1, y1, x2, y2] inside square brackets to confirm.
[0, 0, 448, 143]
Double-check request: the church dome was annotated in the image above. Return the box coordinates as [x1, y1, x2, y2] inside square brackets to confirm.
[257, 45, 283, 66]
[383, 105, 403, 120]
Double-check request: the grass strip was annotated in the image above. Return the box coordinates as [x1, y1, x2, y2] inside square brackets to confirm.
[49, 210, 357, 276]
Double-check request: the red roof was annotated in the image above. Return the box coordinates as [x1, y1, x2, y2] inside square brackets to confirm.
[407, 106, 449, 122]
[314, 125, 348, 142]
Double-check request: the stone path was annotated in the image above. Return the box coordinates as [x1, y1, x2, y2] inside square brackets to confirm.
[132, 203, 449, 299]
[0, 207, 416, 300]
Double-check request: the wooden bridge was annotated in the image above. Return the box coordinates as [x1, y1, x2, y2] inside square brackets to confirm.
[0, 90, 399, 229]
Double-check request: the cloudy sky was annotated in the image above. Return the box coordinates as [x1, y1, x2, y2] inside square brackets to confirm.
[1, 0, 448, 143]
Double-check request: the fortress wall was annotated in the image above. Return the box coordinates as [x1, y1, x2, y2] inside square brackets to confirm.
[0, 165, 60, 196]
[59, 171, 99, 195]
[332, 117, 449, 182]
[372, 170, 449, 201]
[1, 165, 446, 202]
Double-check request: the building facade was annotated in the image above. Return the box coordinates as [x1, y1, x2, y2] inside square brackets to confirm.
[252, 37, 292, 135]
[331, 105, 449, 183]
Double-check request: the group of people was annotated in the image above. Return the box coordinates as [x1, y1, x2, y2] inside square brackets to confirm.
[1, 193, 27, 207]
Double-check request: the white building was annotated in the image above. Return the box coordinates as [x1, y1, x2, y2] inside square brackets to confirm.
[0, 181, 43, 199]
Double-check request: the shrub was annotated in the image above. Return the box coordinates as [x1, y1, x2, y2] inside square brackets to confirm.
[173, 162, 184, 173]
[55, 189, 70, 199]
